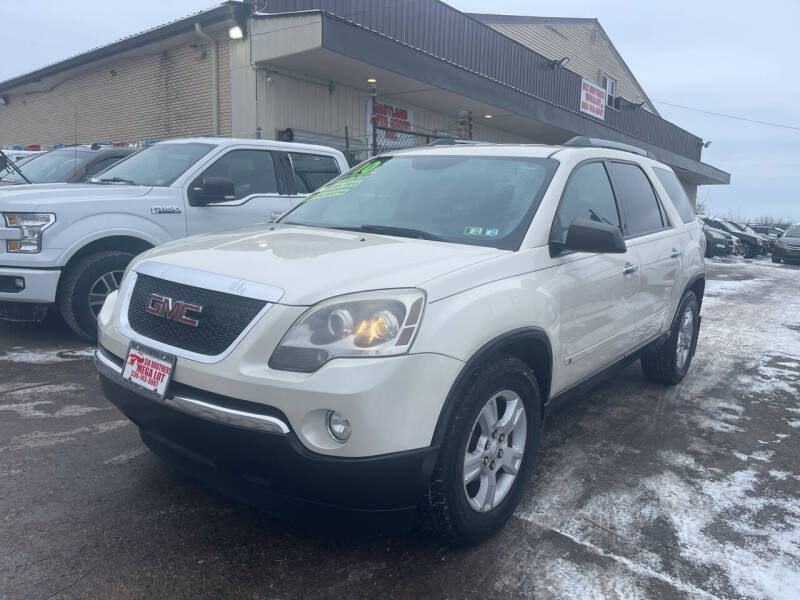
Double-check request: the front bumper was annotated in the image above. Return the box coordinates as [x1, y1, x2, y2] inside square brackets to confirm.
[774, 244, 800, 261]
[707, 239, 730, 257]
[0, 265, 61, 303]
[96, 351, 439, 511]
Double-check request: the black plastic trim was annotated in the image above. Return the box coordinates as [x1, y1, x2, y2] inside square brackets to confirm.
[431, 327, 552, 446]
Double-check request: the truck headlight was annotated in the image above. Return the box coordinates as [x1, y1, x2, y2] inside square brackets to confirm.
[3, 213, 56, 253]
[269, 289, 425, 372]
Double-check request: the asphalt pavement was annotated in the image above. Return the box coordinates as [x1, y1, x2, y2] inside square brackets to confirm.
[1, 257, 799, 600]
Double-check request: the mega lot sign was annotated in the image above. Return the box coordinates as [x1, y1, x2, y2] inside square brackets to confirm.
[580, 78, 607, 120]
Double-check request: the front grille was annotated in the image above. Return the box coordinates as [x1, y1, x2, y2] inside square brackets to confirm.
[127, 274, 267, 356]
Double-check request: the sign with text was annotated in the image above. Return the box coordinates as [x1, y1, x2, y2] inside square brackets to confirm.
[367, 99, 415, 140]
[580, 78, 607, 120]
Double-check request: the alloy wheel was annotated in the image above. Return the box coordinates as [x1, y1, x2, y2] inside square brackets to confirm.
[88, 270, 124, 317]
[675, 306, 694, 370]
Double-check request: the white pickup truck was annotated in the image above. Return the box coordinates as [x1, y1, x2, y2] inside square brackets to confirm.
[0, 138, 348, 338]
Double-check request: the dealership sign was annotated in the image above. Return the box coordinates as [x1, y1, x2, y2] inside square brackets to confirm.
[367, 99, 415, 140]
[579, 78, 606, 120]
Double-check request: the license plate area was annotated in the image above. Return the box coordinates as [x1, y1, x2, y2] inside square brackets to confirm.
[122, 342, 176, 400]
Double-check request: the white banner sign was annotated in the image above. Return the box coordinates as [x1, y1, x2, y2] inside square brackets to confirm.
[579, 78, 607, 120]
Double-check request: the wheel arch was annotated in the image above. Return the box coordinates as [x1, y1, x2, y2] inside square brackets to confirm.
[61, 235, 154, 276]
[431, 327, 553, 446]
[683, 272, 706, 313]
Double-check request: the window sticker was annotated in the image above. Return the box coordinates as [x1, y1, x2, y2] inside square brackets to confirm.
[464, 226, 484, 236]
[464, 226, 500, 238]
[485, 228, 500, 238]
[306, 159, 387, 200]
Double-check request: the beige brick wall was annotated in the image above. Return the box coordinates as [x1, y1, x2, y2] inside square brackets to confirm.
[0, 34, 231, 147]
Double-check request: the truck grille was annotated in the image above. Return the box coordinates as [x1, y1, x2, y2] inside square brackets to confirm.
[127, 273, 267, 356]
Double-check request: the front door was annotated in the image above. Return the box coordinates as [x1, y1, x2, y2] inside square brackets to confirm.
[549, 161, 638, 392]
[185, 148, 292, 236]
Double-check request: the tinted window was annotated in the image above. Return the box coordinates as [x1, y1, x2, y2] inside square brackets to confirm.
[197, 150, 277, 199]
[608, 162, 665, 236]
[554, 162, 620, 243]
[289, 153, 340, 193]
[4, 150, 89, 183]
[84, 156, 126, 180]
[283, 155, 557, 250]
[653, 167, 694, 224]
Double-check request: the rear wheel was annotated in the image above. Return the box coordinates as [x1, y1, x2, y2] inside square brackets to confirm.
[642, 291, 699, 385]
[772, 257, 782, 263]
[425, 355, 542, 546]
[58, 251, 133, 340]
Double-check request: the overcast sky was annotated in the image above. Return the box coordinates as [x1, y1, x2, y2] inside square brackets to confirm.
[2, 0, 798, 221]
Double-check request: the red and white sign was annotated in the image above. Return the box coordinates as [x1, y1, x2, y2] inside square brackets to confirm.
[123, 345, 175, 399]
[367, 99, 415, 140]
[579, 78, 607, 120]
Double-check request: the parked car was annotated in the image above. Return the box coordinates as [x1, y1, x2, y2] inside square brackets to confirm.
[94, 139, 706, 545]
[751, 224, 785, 251]
[1, 149, 44, 164]
[700, 219, 732, 257]
[0, 145, 134, 186]
[0, 138, 348, 338]
[700, 216, 762, 258]
[772, 224, 800, 264]
[728, 221, 770, 254]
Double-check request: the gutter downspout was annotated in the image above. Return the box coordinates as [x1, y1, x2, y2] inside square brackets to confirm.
[195, 22, 219, 136]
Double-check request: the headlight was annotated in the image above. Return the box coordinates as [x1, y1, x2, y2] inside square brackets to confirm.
[269, 289, 425, 372]
[3, 213, 56, 253]
[709, 230, 725, 240]
[777, 240, 786, 249]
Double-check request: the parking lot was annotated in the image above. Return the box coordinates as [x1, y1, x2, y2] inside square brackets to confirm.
[1, 257, 798, 600]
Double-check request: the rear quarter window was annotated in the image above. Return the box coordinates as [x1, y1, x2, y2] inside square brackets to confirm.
[653, 167, 695, 224]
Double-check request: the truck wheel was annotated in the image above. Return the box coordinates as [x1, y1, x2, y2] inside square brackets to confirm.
[641, 291, 699, 386]
[58, 251, 133, 340]
[772, 257, 782, 263]
[425, 355, 542, 546]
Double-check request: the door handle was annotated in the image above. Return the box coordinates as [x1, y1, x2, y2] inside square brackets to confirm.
[623, 263, 638, 275]
[670, 249, 682, 258]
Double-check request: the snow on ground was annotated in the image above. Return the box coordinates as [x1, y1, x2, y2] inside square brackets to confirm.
[512, 257, 800, 599]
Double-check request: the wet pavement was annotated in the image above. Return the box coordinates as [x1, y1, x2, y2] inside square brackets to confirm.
[1, 257, 798, 599]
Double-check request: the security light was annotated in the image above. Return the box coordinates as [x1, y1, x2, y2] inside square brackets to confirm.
[228, 25, 244, 40]
[550, 57, 570, 69]
[702, 140, 712, 148]
[484, 114, 493, 119]
[367, 78, 377, 83]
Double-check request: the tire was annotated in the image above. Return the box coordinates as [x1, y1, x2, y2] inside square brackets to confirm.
[58, 251, 133, 340]
[772, 257, 782, 263]
[743, 244, 756, 259]
[641, 291, 700, 386]
[425, 355, 542, 546]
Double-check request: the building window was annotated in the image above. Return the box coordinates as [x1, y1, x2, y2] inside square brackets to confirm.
[601, 74, 616, 107]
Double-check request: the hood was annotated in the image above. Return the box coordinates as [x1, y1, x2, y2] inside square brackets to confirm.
[0, 183, 152, 210]
[137, 225, 506, 305]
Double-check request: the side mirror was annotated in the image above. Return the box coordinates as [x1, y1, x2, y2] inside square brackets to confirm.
[551, 218, 627, 255]
[189, 177, 236, 205]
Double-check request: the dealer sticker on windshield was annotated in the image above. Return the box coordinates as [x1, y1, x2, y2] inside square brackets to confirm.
[122, 342, 176, 400]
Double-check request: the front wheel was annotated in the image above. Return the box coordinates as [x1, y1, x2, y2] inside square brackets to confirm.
[772, 257, 782, 263]
[58, 251, 133, 340]
[425, 355, 542, 546]
[641, 291, 700, 385]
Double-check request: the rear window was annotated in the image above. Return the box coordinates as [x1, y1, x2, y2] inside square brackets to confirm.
[607, 162, 666, 237]
[289, 153, 341, 193]
[653, 167, 695, 224]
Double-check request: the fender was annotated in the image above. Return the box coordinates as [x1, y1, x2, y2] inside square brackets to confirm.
[57, 226, 166, 267]
[430, 327, 552, 446]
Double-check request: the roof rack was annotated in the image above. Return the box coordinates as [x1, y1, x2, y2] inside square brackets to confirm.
[428, 138, 490, 146]
[564, 136, 655, 159]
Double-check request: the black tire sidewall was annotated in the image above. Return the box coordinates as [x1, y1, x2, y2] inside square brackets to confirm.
[670, 292, 700, 380]
[434, 357, 542, 545]
[60, 252, 132, 339]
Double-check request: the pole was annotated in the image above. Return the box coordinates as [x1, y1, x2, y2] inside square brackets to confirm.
[371, 84, 378, 157]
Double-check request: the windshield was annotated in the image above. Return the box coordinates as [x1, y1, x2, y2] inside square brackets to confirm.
[92, 142, 215, 186]
[783, 225, 800, 239]
[281, 154, 558, 250]
[1, 149, 88, 183]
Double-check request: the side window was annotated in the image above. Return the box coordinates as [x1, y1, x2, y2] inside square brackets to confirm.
[607, 162, 665, 237]
[196, 150, 277, 200]
[84, 156, 125, 180]
[554, 162, 620, 244]
[289, 153, 341, 193]
[653, 167, 694, 224]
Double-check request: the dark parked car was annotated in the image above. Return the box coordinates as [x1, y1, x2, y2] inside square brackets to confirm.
[701, 217, 763, 258]
[751, 224, 785, 251]
[773, 224, 800, 264]
[0, 145, 134, 186]
[700, 219, 733, 257]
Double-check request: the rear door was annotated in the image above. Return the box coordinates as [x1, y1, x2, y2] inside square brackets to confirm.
[185, 148, 292, 236]
[277, 151, 343, 217]
[607, 161, 681, 347]
[549, 161, 638, 387]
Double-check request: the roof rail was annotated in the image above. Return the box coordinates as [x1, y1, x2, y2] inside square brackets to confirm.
[428, 138, 490, 146]
[564, 136, 655, 159]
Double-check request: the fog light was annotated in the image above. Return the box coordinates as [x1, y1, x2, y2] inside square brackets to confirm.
[14, 277, 24, 289]
[326, 410, 351, 443]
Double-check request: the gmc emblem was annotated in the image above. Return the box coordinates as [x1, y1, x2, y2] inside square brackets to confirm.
[145, 293, 203, 327]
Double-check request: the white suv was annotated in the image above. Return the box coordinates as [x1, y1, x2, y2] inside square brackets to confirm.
[0, 138, 347, 338]
[95, 140, 705, 545]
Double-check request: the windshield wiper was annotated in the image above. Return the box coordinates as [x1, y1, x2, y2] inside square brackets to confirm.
[358, 224, 444, 241]
[98, 176, 138, 185]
